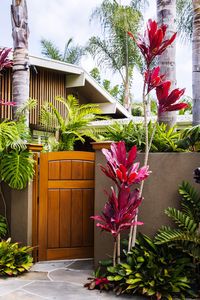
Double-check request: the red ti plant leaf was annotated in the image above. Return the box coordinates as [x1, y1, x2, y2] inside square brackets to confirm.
[156, 81, 187, 114]
[0, 100, 16, 106]
[128, 19, 176, 67]
[101, 142, 150, 188]
[0, 48, 12, 72]
[91, 186, 143, 238]
[144, 66, 165, 94]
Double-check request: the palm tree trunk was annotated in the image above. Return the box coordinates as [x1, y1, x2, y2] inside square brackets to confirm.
[11, 0, 30, 120]
[157, 0, 177, 127]
[192, 0, 200, 125]
[124, 32, 131, 113]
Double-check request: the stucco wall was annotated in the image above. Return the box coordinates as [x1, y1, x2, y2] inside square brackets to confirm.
[94, 150, 200, 266]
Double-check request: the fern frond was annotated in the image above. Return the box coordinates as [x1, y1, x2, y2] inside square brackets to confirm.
[155, 227, 200, 244]
[165, 207, 198, 233]
[0, 121, 20, 152]
[16, 98, 37, 116]
[40, 103, 57, 129]
[179, 181, 200, 223]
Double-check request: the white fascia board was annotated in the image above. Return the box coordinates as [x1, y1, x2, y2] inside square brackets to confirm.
[97, 102, 117, 114]
[84, 73, 115, 104]
[29, 55, 82, 75]
[116, 102, 132, 118]
[84, 72, 132, 118]
[66, 73, 85, 88]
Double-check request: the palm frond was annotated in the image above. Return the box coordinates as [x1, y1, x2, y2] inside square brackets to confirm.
[40, 102, 56, 130]
[41, 38, 63, 60]
[16, 98, 37, 117]
[176, 0, 193, 42]
[40, 95, 103, 151]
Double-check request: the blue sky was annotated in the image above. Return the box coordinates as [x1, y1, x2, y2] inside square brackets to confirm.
[0, 0, 192, 101]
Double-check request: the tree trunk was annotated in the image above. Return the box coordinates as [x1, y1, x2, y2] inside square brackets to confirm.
[123, 32, 131, 113]
[11, 0, 29, 120]
[157, 0, 177, 127]
[192, 0, 200, 125]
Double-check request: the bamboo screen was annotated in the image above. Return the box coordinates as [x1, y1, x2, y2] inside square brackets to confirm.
[0, 69, 13, 120]
[0, 67, 67, 125]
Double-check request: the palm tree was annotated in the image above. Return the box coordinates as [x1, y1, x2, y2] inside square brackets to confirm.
[87, 0, 143, 112]
[11, 0, 30, 118]
[177, 0, 200, 125]
[192, 0, 200, 125]
[41, 37, 85, 65]
[157, 0, 177, 127]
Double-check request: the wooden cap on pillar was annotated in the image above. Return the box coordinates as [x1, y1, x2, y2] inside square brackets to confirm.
[91, 141, 112, 150]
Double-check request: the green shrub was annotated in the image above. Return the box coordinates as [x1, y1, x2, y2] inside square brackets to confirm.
[0, 239, 33, 276]
[106, 234, 198, 299]
[178, 125, 200, 151]
[104, 121, 183, 152]
[155, 181, 200, 262]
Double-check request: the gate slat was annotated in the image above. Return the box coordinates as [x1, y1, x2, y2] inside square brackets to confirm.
[60, 190, 71, 248]
[47, 190, 60, 248]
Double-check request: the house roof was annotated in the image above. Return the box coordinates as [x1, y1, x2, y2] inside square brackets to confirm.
[29, 55, 131, 118]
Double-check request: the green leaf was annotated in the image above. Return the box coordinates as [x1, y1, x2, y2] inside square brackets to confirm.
[107, 266, 116, 273]
[107, 276, 115, 281]
[126, 278, 142, 284]
[1, 150, 35, 190]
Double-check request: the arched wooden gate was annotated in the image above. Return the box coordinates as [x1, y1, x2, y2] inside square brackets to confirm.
[38, 151, 94, 261]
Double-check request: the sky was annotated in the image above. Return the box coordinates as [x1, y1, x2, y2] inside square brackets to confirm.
[0, 0, 192, 101]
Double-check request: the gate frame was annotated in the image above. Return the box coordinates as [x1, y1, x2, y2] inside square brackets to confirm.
[38, 151, 95, 261]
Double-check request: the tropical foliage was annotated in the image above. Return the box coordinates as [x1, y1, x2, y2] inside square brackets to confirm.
[87, 0, 143, 110]
[41, 37, 85, 64]
[0, 48, 35, 190]
[0, 239, 33, 276]
[91, 141, 150, 266]
[178, 125, 200, 152]
[176, 0, 193, 41]
[0, 48, 12, 71]
[105, 233, 198, 299]
[103, 121, 187, 152]
[0, 216, 7, 239]
[155, 181, 200, 262]
[40, 94, 102, 151]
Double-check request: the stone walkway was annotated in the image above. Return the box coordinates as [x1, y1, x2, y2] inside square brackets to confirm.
[0, 259, 143, 299]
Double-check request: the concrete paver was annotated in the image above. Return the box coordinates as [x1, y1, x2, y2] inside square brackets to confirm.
[0, 259, 145, 299]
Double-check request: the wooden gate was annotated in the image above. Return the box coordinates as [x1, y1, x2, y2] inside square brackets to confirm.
[38, 151, 95, 261]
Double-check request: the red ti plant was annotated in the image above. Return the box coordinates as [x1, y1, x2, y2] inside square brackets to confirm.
[91, 141, 150, 266]
[0, 48, 14, 110]
[127, 19, 188, 248]
[0, 48, 12, 72]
